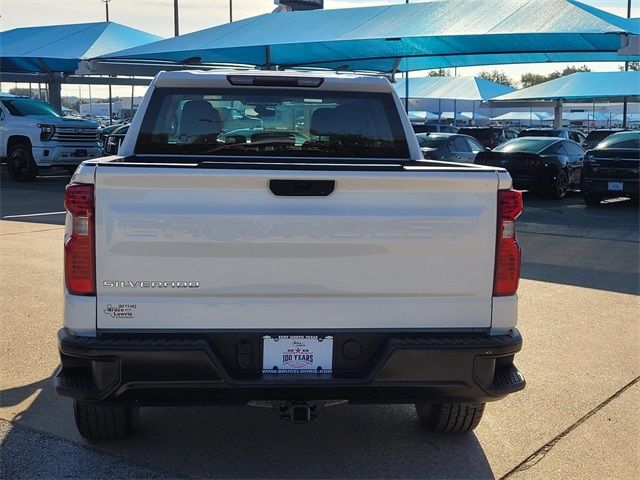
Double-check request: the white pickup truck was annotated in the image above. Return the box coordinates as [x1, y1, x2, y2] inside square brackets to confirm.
[55, 70, 525, 440]
[0, 93, 102, 181]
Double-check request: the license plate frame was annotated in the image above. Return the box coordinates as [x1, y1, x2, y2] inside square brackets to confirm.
[262, 335, 333, 374]
[608, 181, 623, 191]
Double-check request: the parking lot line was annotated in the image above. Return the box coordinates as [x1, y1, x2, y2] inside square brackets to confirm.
[2, 211, 66, 219]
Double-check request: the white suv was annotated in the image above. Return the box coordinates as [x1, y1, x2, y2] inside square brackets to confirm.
[0, 93, 102, 181]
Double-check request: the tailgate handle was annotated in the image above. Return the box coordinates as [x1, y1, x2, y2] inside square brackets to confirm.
[269, 179, 335, 197]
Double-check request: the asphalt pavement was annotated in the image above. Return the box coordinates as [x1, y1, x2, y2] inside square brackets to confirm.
[1, 168, 638, 479]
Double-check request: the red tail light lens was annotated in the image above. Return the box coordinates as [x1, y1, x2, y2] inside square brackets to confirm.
[64, 184, 95, 295]
[494, 189, 523, 296]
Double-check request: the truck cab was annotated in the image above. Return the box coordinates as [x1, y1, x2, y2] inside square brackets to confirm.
[0, 93, 102, 181]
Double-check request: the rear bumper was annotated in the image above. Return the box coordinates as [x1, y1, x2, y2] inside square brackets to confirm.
[511, 168, 563, 190]
[581, 177, 639, 198]
[55, 328, 525, 406]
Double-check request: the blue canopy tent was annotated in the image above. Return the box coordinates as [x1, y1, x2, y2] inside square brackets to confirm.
[102, 0, 640, 72]
[408, 111, 440, 123]
[491, 111, 551, 126]
[0, 22, 161, 110]
[393, 76, 515, 123]
[0, 22, 162, 74]
[394, 77, 515, 101]
[491, 71, 640, 127]
[492, 71, 640, 102]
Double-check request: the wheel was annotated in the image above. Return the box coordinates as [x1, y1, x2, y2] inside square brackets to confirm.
[415, 402, 485, 433]
[7, 142, 38, 182]
[549, 169, 569, 199]
[582, 193, 602, 206]
[73, 401, 138, 441]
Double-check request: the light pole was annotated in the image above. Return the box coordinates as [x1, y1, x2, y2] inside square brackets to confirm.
[101, 0, 111, 21]
[229, 0, 233, 22]
[174, 0, 179, 36]
[622, 0, 632, 129]
[404, 0, 409, 112]
[101, 0, 113, 124]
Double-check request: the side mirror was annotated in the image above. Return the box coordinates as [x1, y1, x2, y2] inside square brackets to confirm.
[0, 109, 5, 121]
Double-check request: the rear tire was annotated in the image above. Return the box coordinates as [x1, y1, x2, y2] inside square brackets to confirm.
[582, 193, 602, 206]
[73, 401, 138, 441]
[415, 402, 485, 433]
[7, 142, 38, 182]
[549, 169, 569, 199]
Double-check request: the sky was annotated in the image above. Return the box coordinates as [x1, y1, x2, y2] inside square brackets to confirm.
[1, 0, 638, 98]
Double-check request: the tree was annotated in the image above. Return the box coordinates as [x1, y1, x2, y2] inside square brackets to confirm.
[619, 61, 639, 71]
[547, 65, 591, 80]
[8, 87, 42, 99]
[520, 65, 592, 88]
[521, 72, 548, 88]
[478, 70, 516, 87]
[427, 68, 451, 77]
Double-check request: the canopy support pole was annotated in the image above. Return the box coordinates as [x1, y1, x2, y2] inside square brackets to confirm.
[89, 84, 93, 116]
[265, 45, 272, 70]
[553, 100, 563, 129]
[49, 78, 62, 113]
[405, 73, 409, 113]
[108, 83, 113, 125]
[453, 99, 457, 126]
[38, 58, 62, 113]
[390, 58, 401, 83]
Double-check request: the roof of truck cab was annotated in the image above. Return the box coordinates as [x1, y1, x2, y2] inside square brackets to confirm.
[152, 70, 394, 93]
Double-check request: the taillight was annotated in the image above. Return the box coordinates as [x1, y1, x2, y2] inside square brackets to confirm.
[494, 189, 523, 296]
[525, 158, 540, 169]
[64, 183, 95, 295]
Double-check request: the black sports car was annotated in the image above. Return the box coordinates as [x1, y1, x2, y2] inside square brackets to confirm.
[475, 137, 584, 199]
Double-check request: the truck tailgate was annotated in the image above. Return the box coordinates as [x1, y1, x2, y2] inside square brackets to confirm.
[94, 165, 498, 330]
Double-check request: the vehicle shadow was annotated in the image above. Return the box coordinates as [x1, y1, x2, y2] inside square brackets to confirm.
[1, 376, 495, 479]
[518, 192, 639, 295]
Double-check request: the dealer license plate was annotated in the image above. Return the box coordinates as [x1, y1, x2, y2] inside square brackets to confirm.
[74, 149, 88, 158]
[608, 182, 623, 191]
[262, 335, 333, 374]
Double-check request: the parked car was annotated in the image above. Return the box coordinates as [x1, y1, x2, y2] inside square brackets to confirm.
[518, 128, 586, 144]
[55, 70, 525, 440]
[582, 129, 625, 151]
[475, 137, 584, 198]
[417, 132, 485, 162]
[0, 93, 102, 181]
[103, 124, 129, 155]
[581, 130, 639, 205]
[411, 123, 458, 134]
[504, 129, 519, 140]
[458, 127, 511, 149]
